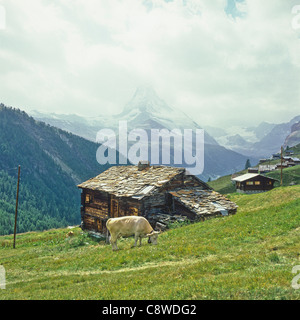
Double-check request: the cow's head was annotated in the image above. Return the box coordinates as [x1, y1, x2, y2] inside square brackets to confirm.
[147, 230, 161, 245]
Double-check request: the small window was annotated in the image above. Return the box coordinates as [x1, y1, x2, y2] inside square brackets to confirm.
[246, 181, 254, 185]
[254, 181, 261, 185]
[85, 194, 91, 203]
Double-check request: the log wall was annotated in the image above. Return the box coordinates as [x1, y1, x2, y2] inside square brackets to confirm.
[80, 189, 142, 233]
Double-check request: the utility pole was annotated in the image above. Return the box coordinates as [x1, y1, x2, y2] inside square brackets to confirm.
[13, 165, 21, 249]
[280, 146, 283, 186]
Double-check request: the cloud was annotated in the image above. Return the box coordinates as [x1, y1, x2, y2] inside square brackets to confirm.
[0, 0, 299, 127]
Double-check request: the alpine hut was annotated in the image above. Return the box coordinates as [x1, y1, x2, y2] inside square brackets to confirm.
[232, 173, 278, 194]
[77, 162, 238, 234]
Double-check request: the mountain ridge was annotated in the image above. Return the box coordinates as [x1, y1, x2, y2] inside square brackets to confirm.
[283, 121, 300, 148]
[0, 104, 111, 235]
[206, 116, 300, 158]
[29, 86, 255, 180]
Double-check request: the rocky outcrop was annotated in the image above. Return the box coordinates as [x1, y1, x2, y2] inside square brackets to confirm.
[284, 121, 300, 148]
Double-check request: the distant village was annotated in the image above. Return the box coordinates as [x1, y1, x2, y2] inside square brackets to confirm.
[258, 151, 300, 173]
[231, 146, 300, 194]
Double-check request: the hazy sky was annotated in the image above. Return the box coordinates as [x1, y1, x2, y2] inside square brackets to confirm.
[0, 0, 300, 128]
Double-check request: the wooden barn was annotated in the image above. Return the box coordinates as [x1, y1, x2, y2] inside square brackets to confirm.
[77, 162, 238, 234]
[232, 173, 278, 194]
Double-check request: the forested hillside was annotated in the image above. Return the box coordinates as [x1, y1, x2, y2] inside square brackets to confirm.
[0, 104, 111, 235]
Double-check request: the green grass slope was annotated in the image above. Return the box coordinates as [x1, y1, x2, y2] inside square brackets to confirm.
[0, 185, 299, 300]
[266, 166, 300, 186]
[207, 171, 245, 194]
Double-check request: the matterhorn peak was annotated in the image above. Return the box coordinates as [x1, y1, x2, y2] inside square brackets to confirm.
[121, 85, 172, 116]
[132, 85, 158, 100]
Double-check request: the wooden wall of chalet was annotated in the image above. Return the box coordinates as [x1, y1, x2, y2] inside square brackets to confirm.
[81, 189, 110, 233]
[141, 191, 166, 215]
[115, 197, 141, 217]
[80, 189, 142, 233]
[141, 173, 185, 214]
[236, 176, 275, 193]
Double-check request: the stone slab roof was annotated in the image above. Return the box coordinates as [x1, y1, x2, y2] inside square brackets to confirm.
[77, 165, 185, 197]
[169, 187, 238, 217]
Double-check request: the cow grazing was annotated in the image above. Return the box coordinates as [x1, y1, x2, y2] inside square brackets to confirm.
[106, 216, 160, 251]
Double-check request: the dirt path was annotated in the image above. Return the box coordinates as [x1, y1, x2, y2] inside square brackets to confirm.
[6, 257, 213, 286]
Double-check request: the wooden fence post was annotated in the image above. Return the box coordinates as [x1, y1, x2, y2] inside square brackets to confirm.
[13, 165, 21, 249]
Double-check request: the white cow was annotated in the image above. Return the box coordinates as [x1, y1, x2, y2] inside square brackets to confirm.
[106, 216, 160, 251]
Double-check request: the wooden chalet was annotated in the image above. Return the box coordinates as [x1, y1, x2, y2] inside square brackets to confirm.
[284, 157, 300, 165]
[77, 162, 238, 234]
[275, 163, 289, 170]
[232, 173, 278, 194]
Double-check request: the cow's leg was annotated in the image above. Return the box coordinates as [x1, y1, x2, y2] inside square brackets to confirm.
[134, 234, 138, 247]
[113, 240, 118, 251]
[139, 236, 142, 246]
[110, 235, 118, 251]
[113, 239, 118, 250]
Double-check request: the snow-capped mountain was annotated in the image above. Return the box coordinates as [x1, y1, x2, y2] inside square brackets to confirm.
[252, 115, 300, 156]
[30, 86, 218, 145]
[29, 110, 105, 142]
[204, 116, 300, 158]
[29, 86, 255, 180]
[112, 86, 218, 146]
[119, 86, 200, 129]
[206, 123, 275, 156]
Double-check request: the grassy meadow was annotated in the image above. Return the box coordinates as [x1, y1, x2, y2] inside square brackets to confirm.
[0, 185, 299, 300]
